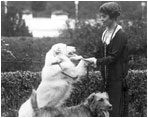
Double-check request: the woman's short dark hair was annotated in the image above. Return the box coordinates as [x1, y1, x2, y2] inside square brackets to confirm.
[99, 2, 121, 19]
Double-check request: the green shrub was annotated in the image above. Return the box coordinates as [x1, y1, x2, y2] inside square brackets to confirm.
[1, 70, 147, 117]
[60, 22, 104, 56]
[65, 71, 102, 106]
[1, 6, 32, 37]
[1, 71, 41, 117]
[125, 20, 147, 56]
[127, 70, 147, 117]
[129, 56, 147, 70]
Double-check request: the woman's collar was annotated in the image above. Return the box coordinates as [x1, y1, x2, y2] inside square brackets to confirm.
[101, 24, 122, 45]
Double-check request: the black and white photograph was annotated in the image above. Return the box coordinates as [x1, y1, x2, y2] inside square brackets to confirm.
[1, 1, 147, 117]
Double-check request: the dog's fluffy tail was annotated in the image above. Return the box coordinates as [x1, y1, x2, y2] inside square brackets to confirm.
[30, 89, 38, 112]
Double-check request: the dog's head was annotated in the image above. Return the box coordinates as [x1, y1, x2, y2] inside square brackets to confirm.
[85, 92, 112, 117]
[51, 43, 76, 57]
[49, 43, 82, 64]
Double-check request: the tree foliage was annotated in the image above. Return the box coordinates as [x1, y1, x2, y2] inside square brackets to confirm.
[31, 1, 47, 12]
[6, 1, 147, 20]
[1, 6, 32, 37]
[124, 20, 147, 55]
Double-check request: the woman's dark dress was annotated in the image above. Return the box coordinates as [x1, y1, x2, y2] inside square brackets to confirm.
[94, 29, 129, 117]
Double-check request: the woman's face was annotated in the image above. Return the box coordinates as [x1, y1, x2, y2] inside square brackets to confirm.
[99, 12, 113, 27]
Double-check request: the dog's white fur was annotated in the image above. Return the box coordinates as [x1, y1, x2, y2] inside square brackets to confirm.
[18, 43, 93, 117]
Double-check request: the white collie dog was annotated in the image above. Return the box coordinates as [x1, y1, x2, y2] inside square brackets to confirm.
[18, 43, 94, 117]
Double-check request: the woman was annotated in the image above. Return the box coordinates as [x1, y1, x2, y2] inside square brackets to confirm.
[88, 2, 129, 117]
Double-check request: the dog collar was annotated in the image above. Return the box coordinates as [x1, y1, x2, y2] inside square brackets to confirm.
[58, 63, 78, 80]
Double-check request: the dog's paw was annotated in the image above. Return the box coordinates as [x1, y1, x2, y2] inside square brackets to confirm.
[83, 57, 97, 63]
[82, 57, 97, 67]
[69, 55, 83, 61]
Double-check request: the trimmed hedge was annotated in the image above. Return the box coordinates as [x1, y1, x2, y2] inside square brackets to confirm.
[1, 71, 102, 117]
[127, 70, 147, 117]
[1, 70, 147, 117]
[1, 71, 41, 117]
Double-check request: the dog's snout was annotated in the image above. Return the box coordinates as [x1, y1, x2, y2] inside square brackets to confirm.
[108, 105, 112, 110]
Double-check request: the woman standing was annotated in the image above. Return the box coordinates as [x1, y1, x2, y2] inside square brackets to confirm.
[88, 2, 129, 117]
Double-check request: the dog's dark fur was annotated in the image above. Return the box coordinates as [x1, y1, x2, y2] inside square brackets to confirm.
[31, 90, 112, 117]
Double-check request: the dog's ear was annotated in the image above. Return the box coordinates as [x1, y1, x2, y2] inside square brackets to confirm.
[87, 92, 96, 104]
[86, 93, 98, 112]
[52, 46, 62, 56]
[44, 43, 67, 65]
[103, 92, 109, 99]
[52, 43, 67, 56]
[45, 50, 62, 65]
